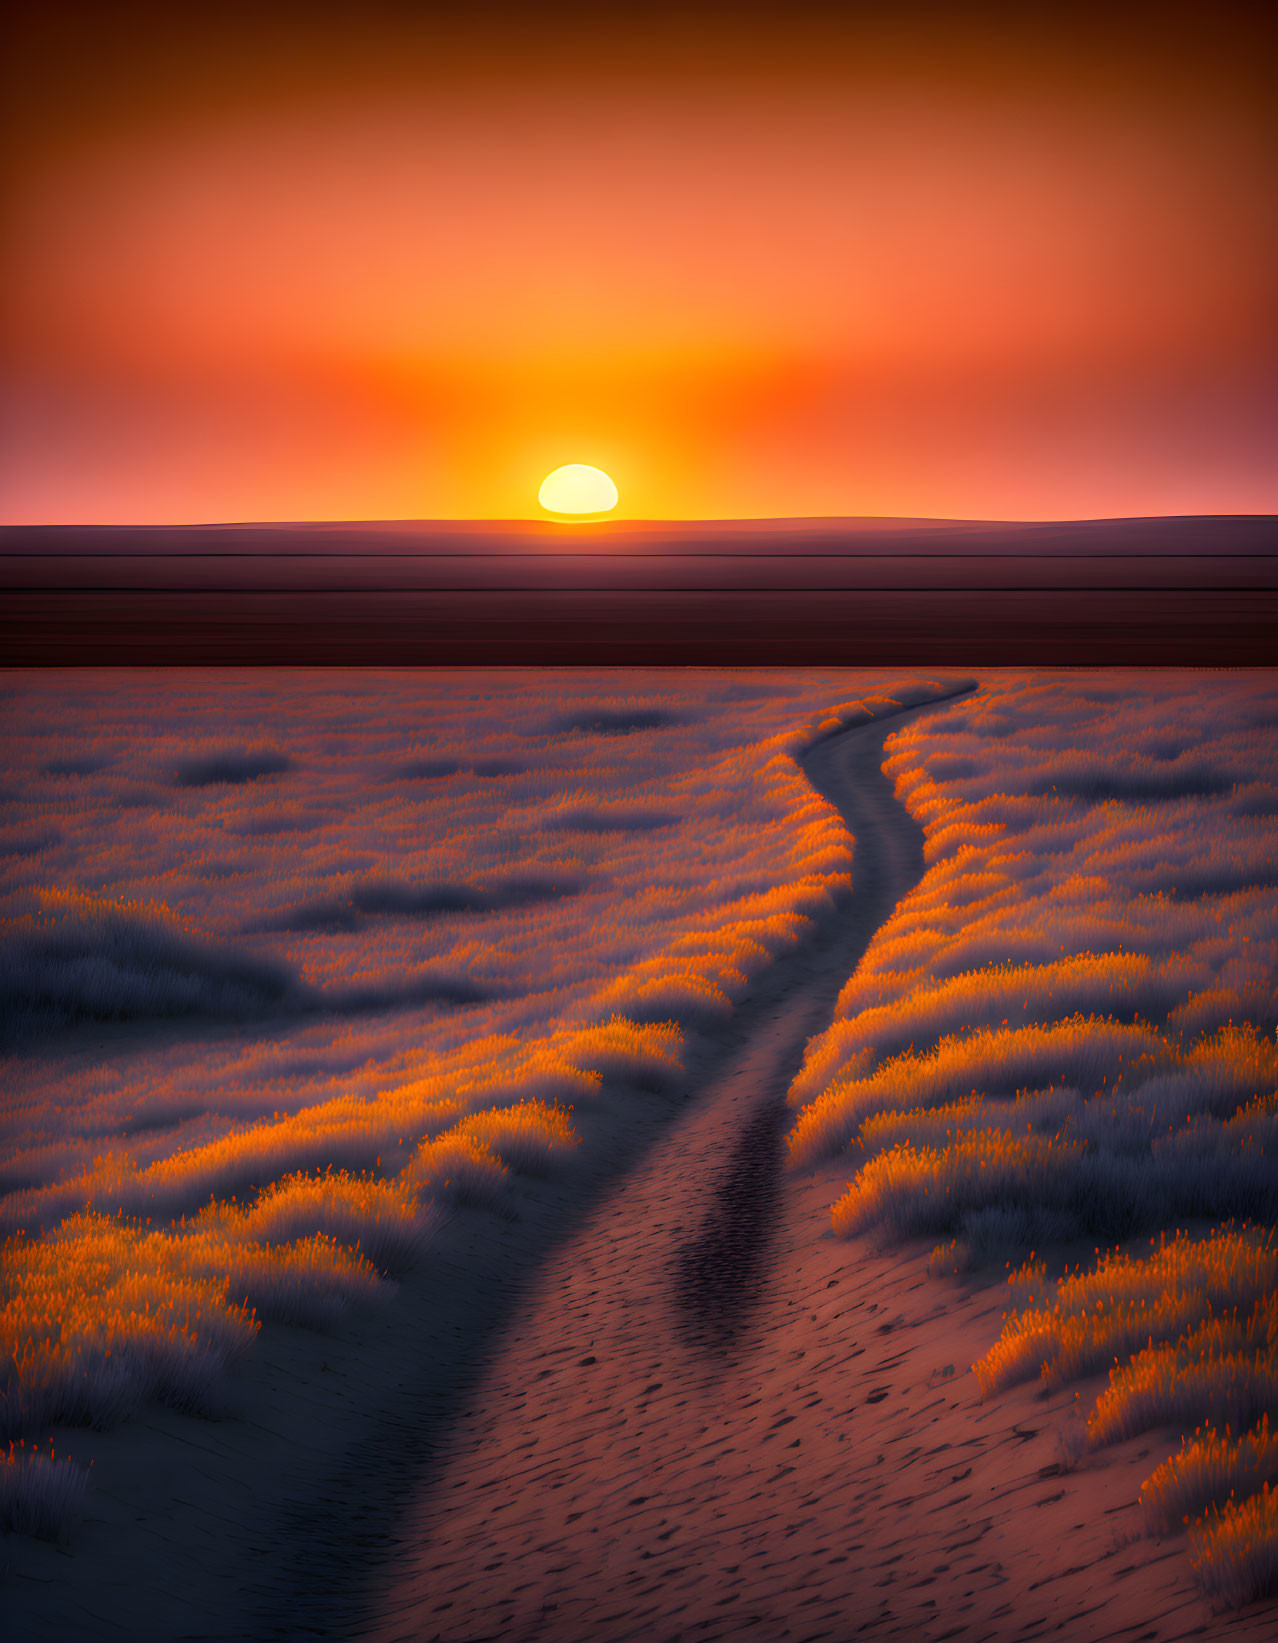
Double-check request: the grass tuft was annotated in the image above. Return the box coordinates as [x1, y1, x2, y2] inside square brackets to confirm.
[975, 1226, 1278, 1396]
[0, 1442, 90, 1542]
[1142, 1419, 1278, 1538]
[784, 673, 1278, 1601]
[1189, 1487, 1278, 1609]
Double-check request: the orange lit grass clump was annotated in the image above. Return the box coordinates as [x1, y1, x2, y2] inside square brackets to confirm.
[830, 1128, 1081, 1240]
[1088, 1307, 1278, 1447]
[9, 1027, 630, 1235]
[1, 1092, 599, 1445]
[404, 1099, 580, 1206]
[587, 904, 823, 1027]
[1, 1213, 263, 1438]
[812, 950, 1198, 1086]
[784, 674, 1278, 1605]
[222, 1167, 428, 1275]
[975, 1225, 1278, 1397]
[1142, 1418, 1278, 1537]
[0, 1105, 587, 1452]
[975, 1225, 1278, 1606]
[1189, 1486, 1278, 1609]
[4, 677, 968, 1542]
[787, 1015, 1166, 1166]
[404, 1135, 510, 1208]
[854, 1095, 986, 1157]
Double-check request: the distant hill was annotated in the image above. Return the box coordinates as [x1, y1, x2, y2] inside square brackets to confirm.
[3, 516, 1274, 665]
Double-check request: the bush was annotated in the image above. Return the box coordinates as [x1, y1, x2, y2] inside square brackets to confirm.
[238, 1169, 431, 1274]
[1142, 1419, 1278, 1537]
[1189, 1487, 1278, 1608]
[0, 1443, 90, 1541]
[975, 1226, 1278, 1396]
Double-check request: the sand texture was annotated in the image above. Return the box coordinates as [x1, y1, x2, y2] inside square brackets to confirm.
[5, 703, 1272, 1641]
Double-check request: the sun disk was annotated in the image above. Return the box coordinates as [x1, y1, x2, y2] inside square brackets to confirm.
[538, 464, 619, 515]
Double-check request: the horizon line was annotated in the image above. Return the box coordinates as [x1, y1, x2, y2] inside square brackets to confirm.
[4, 511, 1276, 532]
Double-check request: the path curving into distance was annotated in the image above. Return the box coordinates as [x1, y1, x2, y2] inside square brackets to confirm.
[11, 692, 1269, 1643]
[355, 701, 953, 1642]
[349, 694, 1272, 1643]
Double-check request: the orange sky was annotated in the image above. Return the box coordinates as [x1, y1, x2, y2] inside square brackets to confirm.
[2, 2, 1275, 523]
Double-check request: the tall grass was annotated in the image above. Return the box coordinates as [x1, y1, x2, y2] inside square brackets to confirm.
[226, 1168, 430, 1274]
[975, 1226, 1278, 1395]
[1, 1214, 263, 1438]
[1, 1441, 90, 1542]
[785, 672, 1278, 1606]
[1189, 1488, 1278, 1608]
[788, 1016, 1167, 1165]
[1142, 1419, 1278, 1537]
[974, 1225, 1278, 1601]
[830, 1129, 1082, 1240]
[1088, 1311, 1278, 1447]
[2, 670, 962, 1538]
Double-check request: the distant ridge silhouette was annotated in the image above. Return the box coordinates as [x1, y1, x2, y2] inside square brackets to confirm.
[4, 515, 1274, 664]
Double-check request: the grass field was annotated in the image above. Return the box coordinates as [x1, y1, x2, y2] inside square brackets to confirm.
[4, 666, 1275, 1618]
[786, 671, 1278, 1605]
[2, 668, 955, 1542]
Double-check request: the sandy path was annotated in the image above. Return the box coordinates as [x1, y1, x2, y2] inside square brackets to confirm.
[0, 702, 932, 1643]
[8, 704, 1272, 1641]
[351, 709, 1272, 1643]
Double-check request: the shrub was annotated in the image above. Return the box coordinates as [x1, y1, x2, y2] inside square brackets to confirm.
[830, 1130, 1081, 1241]
[1189, 1487, 1278, 1608]
[0, 1442, 90, 1541]
[237, 1169, 430, 1274]
[976, 1226, 1278, 1396]
[1142, 1419, 1278, 1537]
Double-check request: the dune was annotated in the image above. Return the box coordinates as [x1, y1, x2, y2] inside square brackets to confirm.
[6, 687, 1271, 1641]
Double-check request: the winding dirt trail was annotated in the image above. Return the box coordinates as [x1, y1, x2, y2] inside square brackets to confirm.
[353, 711, 933, 1643]
[10, 699, 1271, 1643]
[353, 704, 1272, 1643]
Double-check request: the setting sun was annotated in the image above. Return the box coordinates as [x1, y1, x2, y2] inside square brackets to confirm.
[5, 3, 1278, 1634]
[538, 465, 619, 516]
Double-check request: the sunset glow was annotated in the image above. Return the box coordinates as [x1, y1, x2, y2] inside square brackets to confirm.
[2, 4, 1274, 523]
[4, 5, 1277, 1627]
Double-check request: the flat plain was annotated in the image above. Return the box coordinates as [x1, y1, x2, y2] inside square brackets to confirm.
[3, 516, 1275, 663]
[2, 665, 1276, 1640]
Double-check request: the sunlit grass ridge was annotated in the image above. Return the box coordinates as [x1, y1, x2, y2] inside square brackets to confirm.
[785, 672, 1278, 1604]
[1, 669, 957, 1539]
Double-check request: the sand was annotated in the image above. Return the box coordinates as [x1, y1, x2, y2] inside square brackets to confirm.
[4, 704, 1274, 1641]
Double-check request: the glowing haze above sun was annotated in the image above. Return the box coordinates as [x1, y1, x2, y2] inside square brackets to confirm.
[1, 5, 1274, 522]
[539, 465, 619, 516]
